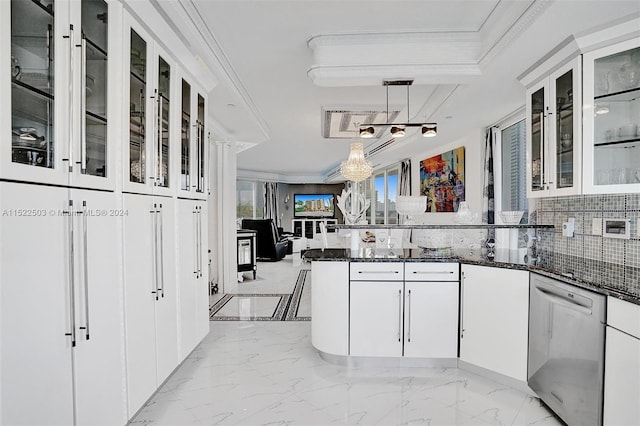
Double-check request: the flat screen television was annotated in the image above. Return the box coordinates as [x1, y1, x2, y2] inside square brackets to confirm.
[293, 193, 335, 218]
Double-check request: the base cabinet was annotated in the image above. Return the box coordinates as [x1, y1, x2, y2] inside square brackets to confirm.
[123, 193, 178, 416]
[604, 298, 640, 425]
[460, 265, 529, 381]
[177, 199, 209, 358]
[1, 182, 126, 425]
[311, 261, 349, 356]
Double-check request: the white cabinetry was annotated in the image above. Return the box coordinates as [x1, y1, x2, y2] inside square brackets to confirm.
[0, 182, 126, 425]
[177, 199, 209, 358]
[292, 218, 337, 239]
[604, 298, 640, 425]
[123, 193, 178, 416]
[349, 262, 459, 358]
[311, 261, 349, 356]
[460, 264, 529, 381]
[404, 263, 459, 358]
[1, 0, 120, 190]
[524, 57, 582, 198]
[583, 38, 640, 194]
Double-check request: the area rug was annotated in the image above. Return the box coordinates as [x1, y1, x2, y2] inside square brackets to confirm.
[284, 270, 311, 321]
[209, 293, 291, 321]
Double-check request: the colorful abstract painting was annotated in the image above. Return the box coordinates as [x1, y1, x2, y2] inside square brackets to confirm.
[419, 146, 465, 212]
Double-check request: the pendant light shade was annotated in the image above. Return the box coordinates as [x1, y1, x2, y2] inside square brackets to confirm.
[390, 126, 406, 137]
[359, 126, 375, 138]
[340, 142, 373, 182]
[421, 124, 437, 137]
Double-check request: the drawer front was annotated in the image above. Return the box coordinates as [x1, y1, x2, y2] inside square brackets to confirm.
[405, 262, 459, 281]
[350, 262, 404, 281]
[608, 297, 640, 339]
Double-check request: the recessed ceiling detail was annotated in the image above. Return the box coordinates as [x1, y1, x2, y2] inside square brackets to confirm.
[322, 109, 400, 139]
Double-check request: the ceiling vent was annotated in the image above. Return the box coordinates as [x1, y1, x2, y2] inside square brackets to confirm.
[322, 108, 400, 139]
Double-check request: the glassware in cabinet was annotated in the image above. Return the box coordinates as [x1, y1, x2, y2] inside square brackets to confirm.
[129, 29, 146, 184]
[195, 93, 205, 194]
[155, 56, 170, 188]
[584, 39, 640, 193]
[10, 0, 55, 170]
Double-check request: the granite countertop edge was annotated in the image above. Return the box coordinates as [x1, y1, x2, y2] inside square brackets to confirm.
[303, 249, 640, 305]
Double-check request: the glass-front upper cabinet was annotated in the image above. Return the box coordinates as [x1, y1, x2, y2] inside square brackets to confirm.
[2, 0, 115, 188]
[125, 15, 174, 195]
[526, 56, 581, 198]
[195, 93, 206, 195]
[583, 38, 640, 194]
[180, 79, 191, 192]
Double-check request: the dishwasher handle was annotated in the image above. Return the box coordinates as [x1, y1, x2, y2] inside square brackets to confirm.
[534, 286, 593, 316]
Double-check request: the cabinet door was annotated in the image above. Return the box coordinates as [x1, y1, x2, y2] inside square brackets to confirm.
[72, 189, 126, 425]
[154, 198, 178, 383]
[583, 38, 640, 194]
[460, 265, 529, 381]
[604, 327, 640, 425]
[122, 193, 157, 414]
[350, 281, 403, 357]
[194, 93, 207, 198]
[548, 57, 581, 196]
[177, 199, 197, 357]
[195, 202, 210, 342]
[526, 80, 549, 198]
[404, 281, 458, 358]
[2, 0, 71, 186]
[0, 182, 74, 425]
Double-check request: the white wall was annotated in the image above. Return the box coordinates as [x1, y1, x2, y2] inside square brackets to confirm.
[410, 128, 484, 225]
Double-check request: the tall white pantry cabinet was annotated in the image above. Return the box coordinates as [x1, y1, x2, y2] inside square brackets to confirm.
[0, 0, 212, 424]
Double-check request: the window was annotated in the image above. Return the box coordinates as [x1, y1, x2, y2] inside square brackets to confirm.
[496, 118, 528, 219]
[236, 180, 264, 219]
[360, 165, 400, 225]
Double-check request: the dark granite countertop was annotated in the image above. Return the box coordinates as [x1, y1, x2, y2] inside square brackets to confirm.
[303, 248, 640, 306]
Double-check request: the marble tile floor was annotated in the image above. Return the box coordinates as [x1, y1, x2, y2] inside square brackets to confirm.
[141, 256, 562, 425]
[130, 321, 561, 426]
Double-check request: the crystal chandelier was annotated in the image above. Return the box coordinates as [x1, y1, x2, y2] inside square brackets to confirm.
[340, 142, 373, 182]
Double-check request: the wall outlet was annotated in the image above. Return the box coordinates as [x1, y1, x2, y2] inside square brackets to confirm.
[562, 218, 575, 237]
[592, 218, 603, 236]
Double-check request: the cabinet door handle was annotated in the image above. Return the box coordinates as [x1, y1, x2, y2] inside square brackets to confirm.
[80, 36, 87, 174]
[193, 208, 198, 275]
[66, 25, 75, 173]
[411, 270, 454, 275]
[460, 271, 465, 339]
[198, 207, 203, 277]
[397, 289, 402, 342]
[539, 112, 545, 189]
[81, 201, 90, 340]
[357, 270, 399, 274]
[157, 95, 163, 186]
[151, 205, 158, 300]
[65, 200, 77, 347]
[158, 204, 165, 298]
[407, 289, 411, 343]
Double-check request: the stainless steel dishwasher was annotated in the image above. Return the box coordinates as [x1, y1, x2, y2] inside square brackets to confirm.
[528, 274, 606, 426]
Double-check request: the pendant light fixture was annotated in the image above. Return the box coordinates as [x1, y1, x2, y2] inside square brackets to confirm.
[359, 80, 437, 138]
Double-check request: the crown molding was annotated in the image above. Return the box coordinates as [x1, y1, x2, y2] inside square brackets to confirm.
[158, 0, 271, 141]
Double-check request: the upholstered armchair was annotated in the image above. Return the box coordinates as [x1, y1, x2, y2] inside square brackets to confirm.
[240, 219, 288, 261]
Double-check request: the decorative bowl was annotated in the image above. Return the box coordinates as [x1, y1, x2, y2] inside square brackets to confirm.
[396, 196, 426, 216]
[499, 210, 524, 225]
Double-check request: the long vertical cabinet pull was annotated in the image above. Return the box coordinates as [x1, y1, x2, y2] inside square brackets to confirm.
[150, 90, 158, 185]
[406, 289, 411, 343]
[193, 207, 198, 275]
[138, 89, 144, 182]
[197, 206, 202, 278]
[81, 201, 90, 340]
[158, 204, 165, 298]
[151, 204, 158, 300]
[460, 271, 465, 339]
[80, 35, 87, 174]
[157, 96, 163, 186]
[65, 200, 77, 346]
[64, 25, 75, 172]
[539, 111, 545, 190]
[397, 289, 402, 342]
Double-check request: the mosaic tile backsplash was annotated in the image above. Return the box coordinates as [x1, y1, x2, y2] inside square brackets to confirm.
[533, 193, 640, 297]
